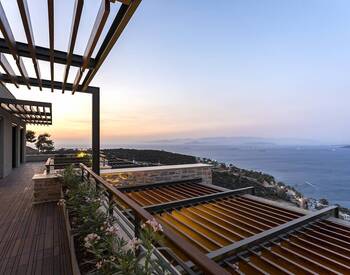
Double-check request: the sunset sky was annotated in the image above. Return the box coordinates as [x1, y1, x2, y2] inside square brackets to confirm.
[3, 0, 350, 146]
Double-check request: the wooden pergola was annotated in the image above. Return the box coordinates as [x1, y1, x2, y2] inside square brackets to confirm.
[0, 97, 52, 125]
[0, 0, 142, 174]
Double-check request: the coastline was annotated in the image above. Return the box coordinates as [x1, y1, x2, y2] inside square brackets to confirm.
[199, 157, 350, 221]
[57, 147, 350, 222]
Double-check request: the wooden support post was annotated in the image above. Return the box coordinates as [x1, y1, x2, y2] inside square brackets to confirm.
[92, 88, 100, 175]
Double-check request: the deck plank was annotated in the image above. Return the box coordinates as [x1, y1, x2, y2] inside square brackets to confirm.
[0, 162, 72, 275]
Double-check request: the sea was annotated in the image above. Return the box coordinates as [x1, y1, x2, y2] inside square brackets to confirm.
[123, 144, 350, 208]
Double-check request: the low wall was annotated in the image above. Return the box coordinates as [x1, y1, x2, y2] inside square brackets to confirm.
[101, 163, 212, 186]
[27, 154, 55, 162]
[32, 172, 62, 204]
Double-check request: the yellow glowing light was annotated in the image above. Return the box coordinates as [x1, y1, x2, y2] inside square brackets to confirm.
[77, 152, 87, 158]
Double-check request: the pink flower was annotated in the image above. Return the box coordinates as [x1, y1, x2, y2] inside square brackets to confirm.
[96, 261, 103, 269]
[105, 225, 119, 236]
[142, 218, 163, 232]
[125, 237, 141, 251]
[84, 233, 100, 248]
[57, 199, 65, 206]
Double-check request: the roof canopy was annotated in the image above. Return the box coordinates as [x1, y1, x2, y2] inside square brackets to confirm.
[0, 0, 141, 94]
[0, 97, 52, 125]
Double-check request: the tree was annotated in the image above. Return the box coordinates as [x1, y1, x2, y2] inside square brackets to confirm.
[35, 133, 54, 153]
[26, 130, 36, 143]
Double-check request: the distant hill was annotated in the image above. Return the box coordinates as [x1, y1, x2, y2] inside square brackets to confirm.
[103, 148, 197, 165]
[342, 145, 350, 149]
[26, 146, 38, 154]
[149, 136, 317, 146]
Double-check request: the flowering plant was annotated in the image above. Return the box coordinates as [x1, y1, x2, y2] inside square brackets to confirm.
[62, 166, 168, 275]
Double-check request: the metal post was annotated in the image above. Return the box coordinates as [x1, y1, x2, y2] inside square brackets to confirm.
[92, 88, 100, 175]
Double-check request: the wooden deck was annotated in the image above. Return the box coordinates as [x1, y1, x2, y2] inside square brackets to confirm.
[0, 162, 72, 275]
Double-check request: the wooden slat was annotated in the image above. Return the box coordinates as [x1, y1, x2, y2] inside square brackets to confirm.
[48, 0, 54, 92]
[192, 206, 259, 235]
[237, 255, 268, 275]
[280, 236, 350, 273]
[185, 208, 248, 240]
[229, 197, 294, 222]
[310, 223, 350, 242]
[158, 214, 211, 253]
[0, 53, 19, 87]
[260, 244, 317, 274]
[17, 0, 42, 90]
[0, 2, 17, 59]
[272, 240, 341, 274]
[239, 196, 303, 218]
[72, 0, 110, 94]
[202, 203, 269, 232]
[17, 57, 31, 89]
[176, 209, 235, 244]
[288, 234, 350, 266]
[0, 2, 30, 88]
[207, 206, 338, 261]
[214, 200, 280, 228]
[248, 249, 293, 275]
[294, 230, 350, 256]
[62, 0, 83, 93]
[225, 198, 291, 224]
[81, 1, 142, 90]
[163, 211, 222, 250]
[144, 188, 254, 213]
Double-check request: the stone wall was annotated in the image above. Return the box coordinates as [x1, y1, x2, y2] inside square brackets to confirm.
[32, 173, 62, 204]
[101, 163, 212, 186]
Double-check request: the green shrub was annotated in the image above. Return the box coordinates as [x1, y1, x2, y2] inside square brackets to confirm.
[60, 166, 167, 275]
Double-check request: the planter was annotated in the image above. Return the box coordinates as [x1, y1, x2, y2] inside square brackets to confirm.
[62, 204, 81, 275]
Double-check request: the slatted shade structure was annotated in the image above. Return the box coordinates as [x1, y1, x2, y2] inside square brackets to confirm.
[118, 179, 223, 207]
[110, 175, 350, 274]
[0, 0, 141, 94]
[0, 0, 143, 174]
[0, 97, 52, 125]
[146, 194, 304, 256]
[225, 219, 350, 274]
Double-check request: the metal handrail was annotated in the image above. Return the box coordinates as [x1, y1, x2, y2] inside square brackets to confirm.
[79, 163, 230, 275]
[45, 156, 90, 174]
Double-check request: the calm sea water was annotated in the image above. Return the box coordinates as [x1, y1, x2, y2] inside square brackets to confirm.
[128, 144, 350, 208]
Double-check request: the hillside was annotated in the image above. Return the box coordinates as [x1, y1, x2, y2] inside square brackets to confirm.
[102, 148, 197, 165]
[26, 146, 38, 154]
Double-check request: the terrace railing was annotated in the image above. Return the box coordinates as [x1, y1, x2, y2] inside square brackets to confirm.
[45, 155, 91, 174]
[79, 163, 230, 275]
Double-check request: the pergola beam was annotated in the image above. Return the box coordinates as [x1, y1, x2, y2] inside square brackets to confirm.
[0, 74, 98, 94]
[0, 38, 95, 69]
[17, 0, 42, 90]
